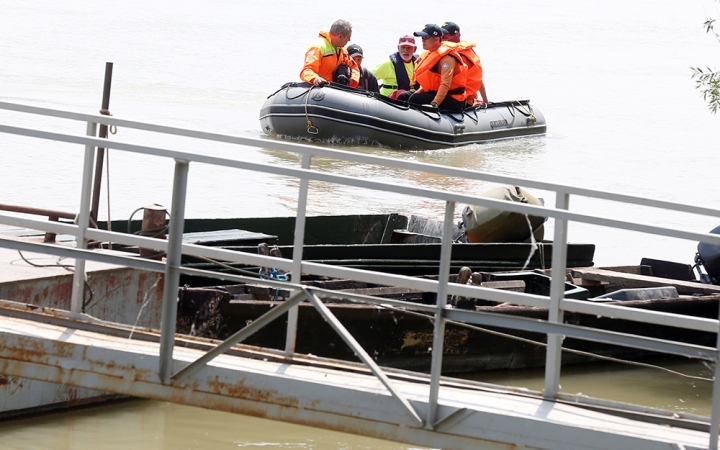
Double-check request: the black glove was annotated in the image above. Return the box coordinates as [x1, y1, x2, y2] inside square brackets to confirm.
[395, 91, 412, 101]
[430, 101, 439, 109]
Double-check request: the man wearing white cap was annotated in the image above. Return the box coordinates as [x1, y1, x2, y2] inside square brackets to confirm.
[371, 35, 420, 97]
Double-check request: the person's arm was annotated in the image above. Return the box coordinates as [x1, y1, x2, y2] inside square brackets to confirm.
[477, 80, 488, 104]
[300, 44, 325, 85]
[432, 55, 457, 105]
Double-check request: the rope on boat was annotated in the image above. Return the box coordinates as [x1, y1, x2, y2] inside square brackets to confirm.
[520, 214, 542, 271]
[462, 107, 480, 125]
[124, 207, 171, 260]
[259, 268, 289, 301]
[513, 100, 537, 124]
[304, 85, 319, 134]
[413, 105, 443, 120]
[267, 82, 301, 99]
[191, 254, 282, 278]
[382, 306, 714, 382]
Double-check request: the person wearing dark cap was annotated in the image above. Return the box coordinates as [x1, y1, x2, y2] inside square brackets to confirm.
[371, 35, 420, 98]
[441, 21, 488, 105]
[399, 24, 467, 112]
[300, 19, 359, 88]
[347, 44, 379, 93]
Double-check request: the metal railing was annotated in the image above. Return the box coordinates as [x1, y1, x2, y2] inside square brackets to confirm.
[1, 100, 720, 446]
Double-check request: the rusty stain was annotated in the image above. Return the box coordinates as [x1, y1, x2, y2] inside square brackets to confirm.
[204, 377, 300, 408]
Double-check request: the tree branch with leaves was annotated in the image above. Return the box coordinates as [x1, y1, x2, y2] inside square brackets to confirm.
[692, 17, 720, 113]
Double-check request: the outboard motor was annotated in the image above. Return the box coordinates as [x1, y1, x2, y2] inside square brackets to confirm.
[694, 224, 720, 284]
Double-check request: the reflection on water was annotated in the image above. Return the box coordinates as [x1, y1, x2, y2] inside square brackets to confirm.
[0, 401, 429, 450]
[257, 135, 548, 220]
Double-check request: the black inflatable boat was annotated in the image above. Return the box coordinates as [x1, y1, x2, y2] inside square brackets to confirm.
[259, 82, 547, 150]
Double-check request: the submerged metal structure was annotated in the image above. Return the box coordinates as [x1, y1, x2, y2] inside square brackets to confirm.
[1, 99, 720, 449]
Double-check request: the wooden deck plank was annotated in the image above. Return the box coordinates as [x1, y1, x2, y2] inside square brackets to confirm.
[571, 267, 720, 295]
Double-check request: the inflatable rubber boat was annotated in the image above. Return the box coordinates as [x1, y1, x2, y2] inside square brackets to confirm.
[259, 82, 547, 150]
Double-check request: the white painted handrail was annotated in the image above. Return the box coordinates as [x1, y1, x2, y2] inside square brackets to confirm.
[1, 100, 719, 448]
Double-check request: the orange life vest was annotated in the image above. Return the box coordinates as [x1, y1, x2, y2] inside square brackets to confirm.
[300, 31, 359, 88]
[414, 45, 468, 102]
[443, 41, 482, 102]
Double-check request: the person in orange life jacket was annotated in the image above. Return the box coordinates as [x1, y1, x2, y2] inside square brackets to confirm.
[441, 21, 488, 106]
[371, 35, 420, 98]
[398, 24, 468, 112]
[300, 19, 360, 88]
[347, 44, 379, 93]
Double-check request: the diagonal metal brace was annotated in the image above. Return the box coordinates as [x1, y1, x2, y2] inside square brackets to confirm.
[304, 287, 425, 427]
[172, 289, 307, 382]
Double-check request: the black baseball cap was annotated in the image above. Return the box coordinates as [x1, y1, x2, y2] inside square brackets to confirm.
[441, 22, 460, 36]
[347, 44, 363, 58]
[413, 24, 443, 38]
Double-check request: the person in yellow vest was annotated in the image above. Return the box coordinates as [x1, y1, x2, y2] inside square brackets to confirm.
[300, 20, 360, 88]
[441, 22, 488, 106]
[399, 24, 467, 112]
[371, 35, 420, 98]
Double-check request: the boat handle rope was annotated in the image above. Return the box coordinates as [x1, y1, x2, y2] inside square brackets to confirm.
[511, 101, 537, 124]
[462, 108, 479, 125]
[413, 105, 442, 121]
[445, 111, 465, 122]
[304, 86, 319, 134]
[266, 82, 301, 99]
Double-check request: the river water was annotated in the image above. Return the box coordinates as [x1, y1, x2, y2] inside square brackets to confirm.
[0, 0, 719, 447]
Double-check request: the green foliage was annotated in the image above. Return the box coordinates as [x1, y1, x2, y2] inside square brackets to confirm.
[692, 67, 720, 114]
[693, 15, 720, 113]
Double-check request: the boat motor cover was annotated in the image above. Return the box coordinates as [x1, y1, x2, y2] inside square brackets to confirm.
[698, 224, 720, 278]
[462, 185, 546, 243]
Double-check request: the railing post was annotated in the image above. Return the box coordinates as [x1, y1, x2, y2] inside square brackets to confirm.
[708, 304, 720, 450]
[285, 153, 311, 355]
[70, 121, 98, 314]
[543, 191, 570, 398]
[159, 159, 189, 383]
[426, 200, 455, 428]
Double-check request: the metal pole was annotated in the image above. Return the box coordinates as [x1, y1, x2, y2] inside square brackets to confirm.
[426, 200, 455, 429]
[543, 191, 570, 398]
[708, 303, 720, 449]
[90, 62, 113, 224]
[158, 159, 189, 384]
[285, 153, 311, 355]
[70, 121, 98, 314]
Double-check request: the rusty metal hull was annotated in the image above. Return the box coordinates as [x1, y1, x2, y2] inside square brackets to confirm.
[191, 295, 718, 374]
[0, 259, 164, 417]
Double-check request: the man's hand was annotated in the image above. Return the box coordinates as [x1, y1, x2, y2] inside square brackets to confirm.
[430, 101, 439, 109]
[313, 77, 328, 86]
